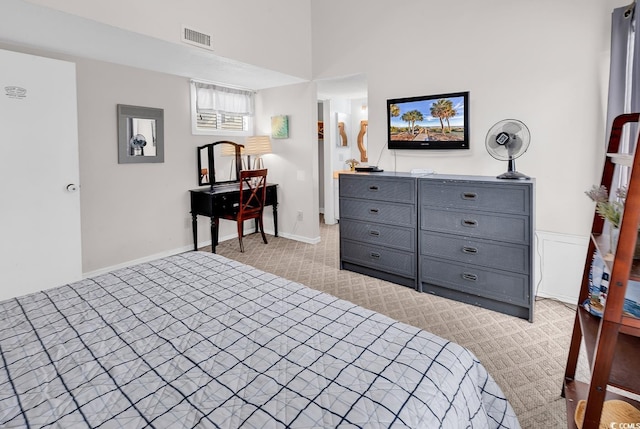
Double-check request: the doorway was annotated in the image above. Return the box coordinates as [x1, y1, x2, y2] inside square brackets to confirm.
[315, 74, 368, 226]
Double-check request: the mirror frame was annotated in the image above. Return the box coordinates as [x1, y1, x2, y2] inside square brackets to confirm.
[117, 104, 164, 164]
[197, 141, 244, 187]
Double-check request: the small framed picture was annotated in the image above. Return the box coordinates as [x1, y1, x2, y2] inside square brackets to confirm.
[271, 115, 289, 139]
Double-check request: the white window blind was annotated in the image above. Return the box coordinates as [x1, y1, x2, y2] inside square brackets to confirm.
[191, 81, 254, 134]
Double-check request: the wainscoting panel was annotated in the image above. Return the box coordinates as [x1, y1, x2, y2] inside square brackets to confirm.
[535, 230, 589, 304]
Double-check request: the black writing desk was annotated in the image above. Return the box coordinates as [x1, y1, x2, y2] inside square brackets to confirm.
[190, 182, 278, 253]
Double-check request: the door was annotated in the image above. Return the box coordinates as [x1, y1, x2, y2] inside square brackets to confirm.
[0, 49, 82, 300]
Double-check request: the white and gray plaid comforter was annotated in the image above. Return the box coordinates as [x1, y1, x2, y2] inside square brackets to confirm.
[0, 251, 520, 428]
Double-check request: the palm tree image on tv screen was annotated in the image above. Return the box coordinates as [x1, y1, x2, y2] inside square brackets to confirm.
[389, 93, 467, 143]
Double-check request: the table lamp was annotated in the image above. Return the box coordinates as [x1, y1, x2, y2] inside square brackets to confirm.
[244, 135, 272, 169]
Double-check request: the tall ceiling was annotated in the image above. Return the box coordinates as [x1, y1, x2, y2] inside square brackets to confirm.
[0, 0, 366, 98]
[0, 0, 305, 90]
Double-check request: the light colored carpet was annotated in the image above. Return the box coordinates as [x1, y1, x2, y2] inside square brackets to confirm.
[207, 220, 588, 429]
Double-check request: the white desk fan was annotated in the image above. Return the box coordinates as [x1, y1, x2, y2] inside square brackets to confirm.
[485, 119, 531, 180]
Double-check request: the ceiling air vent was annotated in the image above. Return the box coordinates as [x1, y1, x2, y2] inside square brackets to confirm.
[182, 26, 213, 50]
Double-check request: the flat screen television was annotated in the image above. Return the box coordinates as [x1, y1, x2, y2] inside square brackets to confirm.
[387, 91, 469, 150]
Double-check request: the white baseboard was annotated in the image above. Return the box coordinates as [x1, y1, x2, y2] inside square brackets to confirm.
[278, 231, 321, 245]
[83, 246, 193, 278]
[83, 228, 320, 278]
[535, 230, 589, 304]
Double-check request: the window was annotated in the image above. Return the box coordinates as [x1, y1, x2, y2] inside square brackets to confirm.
[190, 80, 254, 135]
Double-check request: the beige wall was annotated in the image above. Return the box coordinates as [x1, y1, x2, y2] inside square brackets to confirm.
[74, 59, 318, 273]
[0, 42, 319, 273]
[75, 59, 194, 272]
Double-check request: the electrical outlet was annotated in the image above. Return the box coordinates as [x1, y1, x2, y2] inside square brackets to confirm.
[297, 210, 303, 221]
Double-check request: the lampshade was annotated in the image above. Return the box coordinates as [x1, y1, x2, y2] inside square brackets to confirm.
[221, 143, 244, 156]
[244, 136, 272, 155]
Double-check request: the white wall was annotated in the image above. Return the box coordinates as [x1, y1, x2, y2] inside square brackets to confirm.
[312, 0, 612, 238]
[255, 83, 321, 243]
[311, 0, 626, 302]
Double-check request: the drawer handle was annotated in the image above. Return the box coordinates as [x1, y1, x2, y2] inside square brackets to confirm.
[462, 246, 478, 254]
[462, 272, 478, 281]
[369, 208, 379, 214]
[369, 230, 380, 236]
[462, 192, 477, 200]
[370, 252, 381, 259]
[462, 219, 478, 227]
[369, 185, 379, 191]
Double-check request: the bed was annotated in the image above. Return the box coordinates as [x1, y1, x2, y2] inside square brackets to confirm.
[0, 251, 520, 428]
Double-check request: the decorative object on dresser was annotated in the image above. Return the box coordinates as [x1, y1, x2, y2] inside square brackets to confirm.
[339, 172, 535, 321]
[345, 158, 359, 171]
[562, 113, 640, 429]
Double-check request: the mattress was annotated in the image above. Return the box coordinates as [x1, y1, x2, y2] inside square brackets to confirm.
[0, 251, 520, 428]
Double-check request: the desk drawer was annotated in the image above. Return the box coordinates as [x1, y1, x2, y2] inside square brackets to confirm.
[341, 240, 415, 278]
[341, 219, 415, 252]
[420, 257, 529, 306]
[421, 208, 529, 244]
[341, 198, 415, 227]
[420, 231, 529, 274]
[340, 175, 415, 204]
[420, 180, 530, 214]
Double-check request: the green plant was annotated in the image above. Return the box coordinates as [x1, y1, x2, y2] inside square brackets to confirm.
[585, 185, 627, 228]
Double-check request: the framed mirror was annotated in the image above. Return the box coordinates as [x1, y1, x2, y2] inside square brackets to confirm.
[117, 104, 164, 164]
[197, 141, 244, 187]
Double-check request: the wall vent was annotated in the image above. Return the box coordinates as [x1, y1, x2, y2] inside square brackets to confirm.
[182, 26, 213, 50]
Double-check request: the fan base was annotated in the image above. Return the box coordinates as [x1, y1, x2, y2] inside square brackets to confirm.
[497, 170, 530, 180]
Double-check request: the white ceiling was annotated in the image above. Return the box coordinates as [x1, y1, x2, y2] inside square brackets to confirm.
[0, 0, 366, 98]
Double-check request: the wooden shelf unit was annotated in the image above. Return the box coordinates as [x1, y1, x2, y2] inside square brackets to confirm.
[562, 113, 640, 429]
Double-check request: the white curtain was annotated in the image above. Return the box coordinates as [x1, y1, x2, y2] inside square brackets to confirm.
[195, 82, 254, 115]
[607, 2, 639, 188]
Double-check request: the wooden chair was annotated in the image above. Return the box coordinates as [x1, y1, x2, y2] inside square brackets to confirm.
[215, 169, 268, 252]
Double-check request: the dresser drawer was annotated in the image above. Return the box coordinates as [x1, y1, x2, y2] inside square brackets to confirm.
[420, 257, 529, 306]
[419, 180, 530, 214]
[341, 219, 415, 252]
[340, 175, 415, 204]
[421, 207, 530, 244]
[420, 231, 528, 274]
[341, 240, 415, 278]
[341, 198, 415, 227]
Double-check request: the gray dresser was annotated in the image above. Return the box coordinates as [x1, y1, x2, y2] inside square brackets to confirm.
[339, 173, 417, 288]
[338, 172, 534, 321]
[418, 175, 534, 321]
